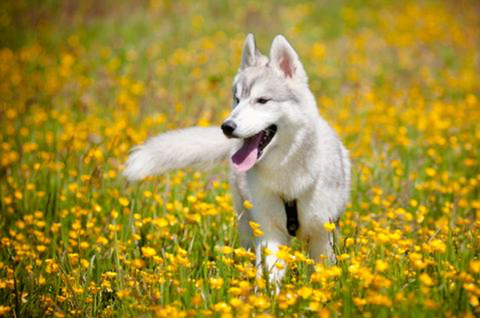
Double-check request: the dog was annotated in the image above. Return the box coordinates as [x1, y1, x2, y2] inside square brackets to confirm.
[123, 33, 351, 284]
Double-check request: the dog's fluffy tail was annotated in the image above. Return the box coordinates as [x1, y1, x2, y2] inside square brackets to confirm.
[123, 127, 232, 181]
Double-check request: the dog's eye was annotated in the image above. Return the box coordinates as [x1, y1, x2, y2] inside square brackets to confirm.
[233, 97, 240, 105]
[256, 98, 270, 104]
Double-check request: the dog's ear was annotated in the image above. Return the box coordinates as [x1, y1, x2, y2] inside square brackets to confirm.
[269, 35, 307, 82]
[240, 33, 266, 70]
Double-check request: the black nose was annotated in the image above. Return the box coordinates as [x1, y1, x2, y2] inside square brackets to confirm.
[221, 120, 237, 138]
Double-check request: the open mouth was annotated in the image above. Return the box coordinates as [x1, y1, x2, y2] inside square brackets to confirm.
[231, 124, 277, 172]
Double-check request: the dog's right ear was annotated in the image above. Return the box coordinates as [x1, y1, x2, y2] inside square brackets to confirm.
[240, 33, 264, 70]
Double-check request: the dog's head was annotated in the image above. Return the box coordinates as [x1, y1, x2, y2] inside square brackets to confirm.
[222, 34, 316, 172]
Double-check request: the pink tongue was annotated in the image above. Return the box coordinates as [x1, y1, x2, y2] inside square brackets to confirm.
[231, 133, 262, 172]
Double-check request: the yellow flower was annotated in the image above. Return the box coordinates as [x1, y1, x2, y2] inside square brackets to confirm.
[470, 296, 479, 307]
[243, 200, 254, 209]
[319, 308, 330, 318]
[117, 289, 130, 299]
[141, 246, 157, 258]
[348, 264, 359, 274]
[132, 259, 145, 269]
[323, 222, 336, 232]
[209, 277, 224, 289]
[262, 247, 272, 256]
[309, 301, 320, 311]
[197, 118, 210, 127]
[80, 259, 90, 268]
[14, 191, 23, 200]
[0, 306, 11, 315]
[297, 286, 313, 299]
[230, 297, 242, 308]
[425, 168, 436, 177]
[119, 197, 129, 207]
[248, 295, 270, 309]
[276, 246, 292, 262]
[311, 42, 326, 60]
[376, 260, 389, 272]
[353, 297, 367, 307]
[192, 294, 203, 306]
[429, 239, 446, 253]
[104, 271, 117, 278]
[253, 228, 263, 236]
[45, 259, 59, 274]
[419, 273, 433, 286]
[221, 246, 233, 254]
[79, 241, 90, 250]
[345, 237, 354, 247]
[469, 260, 480, 273]
[249, 221, 263, 237]
[410, 199, 418, 207]
[38, 276, 46, 285]
[327, 265, 342, 277]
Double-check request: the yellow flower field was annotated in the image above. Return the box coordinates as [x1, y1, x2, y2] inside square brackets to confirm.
[0, 0, 479, 317]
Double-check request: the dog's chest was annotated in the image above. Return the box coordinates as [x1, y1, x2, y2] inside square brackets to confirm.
[255, 165, 316, 201]
[247, 163, 333, 236]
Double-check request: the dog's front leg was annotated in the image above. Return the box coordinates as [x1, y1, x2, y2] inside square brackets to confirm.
[308, 229, 335, 264]
[230, 172, 255, 250]
[251, 193, 290, 288]
[255, 228, 290, 286]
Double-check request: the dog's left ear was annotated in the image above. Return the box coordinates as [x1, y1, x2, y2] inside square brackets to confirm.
[269, 35, 307, 83]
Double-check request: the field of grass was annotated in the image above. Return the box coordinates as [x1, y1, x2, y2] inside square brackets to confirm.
[1, 0, 480, 317]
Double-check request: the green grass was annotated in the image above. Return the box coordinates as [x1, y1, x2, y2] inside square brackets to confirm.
[0, 0, 479, 317]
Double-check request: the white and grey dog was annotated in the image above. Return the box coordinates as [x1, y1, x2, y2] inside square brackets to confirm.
[124, 34, 350, 284]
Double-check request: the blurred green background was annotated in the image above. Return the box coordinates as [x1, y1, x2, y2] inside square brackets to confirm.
[1, 1, 479, 317]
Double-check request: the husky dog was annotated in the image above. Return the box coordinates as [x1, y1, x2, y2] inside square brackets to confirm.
[124, 34, 350, 284]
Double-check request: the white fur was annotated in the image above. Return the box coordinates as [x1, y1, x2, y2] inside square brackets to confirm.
[123, 127, 231, 180]
[123, 34, 351, 287]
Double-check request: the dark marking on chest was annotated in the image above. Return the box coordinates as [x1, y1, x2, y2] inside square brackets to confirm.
[283, 200, 299, 236]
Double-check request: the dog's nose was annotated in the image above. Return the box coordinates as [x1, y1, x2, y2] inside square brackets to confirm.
[221, 120, 237, 138]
